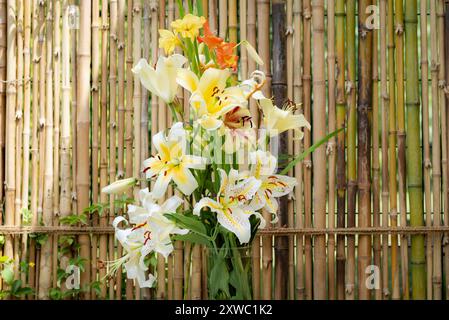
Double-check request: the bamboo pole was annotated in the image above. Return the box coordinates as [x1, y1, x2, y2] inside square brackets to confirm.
[125, 0, 135, 300]
[117, 0, 125, 182]
[4, 0, 17, 281]
[357, 0, 373, 300]
[228, 0, 237, 44]
[52, 0, 61, 291]
[435, 0, 446, 299]
[39, 0, 54, 299]
[133, 0, 142, 299]
[380, 0, 390, 300]
[395, 0, 409, 300]
[98, 0, 109, 299]
[293, 0, 304, 301]
[442, 1, 449, 299]
[77, 0, 92, 299]
[239, 0, 248, 80]
[109, 0, 118, 300]
[371, 3, 382, 300]
[15, 0, 24, 279]
[311, 0, 327, 300]
[141, 0, 150, 168]
[387, 0, 400, 300]
[420, 0, 433, 300]
[258, 0, 272, 300]
[218, 0, 227, 39]
[335, 0, 346, 300]
[15, 0, 24, 281]
[21, 0, 32, 288]
[208, 0, 217, 34]
[286, 0, 295, 300]
[90, 0, 100, 299]
[28, 0, 41, 294]
[272, 0, 288, 300]
[0, 0, 5, 241]
[60, 0, 73, 297]
[430, 0, 442, 300]
[70, 0, 77, 223]
[345, 0, 357, 300]
[405, 0, 426, 299]
[302, 0, 313, 300]
[327, 0, 336, 300]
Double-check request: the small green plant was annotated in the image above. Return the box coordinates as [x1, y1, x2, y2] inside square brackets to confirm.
[0, 256, 35, 299]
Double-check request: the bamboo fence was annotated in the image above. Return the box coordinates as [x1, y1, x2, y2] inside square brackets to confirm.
[0, 0, 449, 300]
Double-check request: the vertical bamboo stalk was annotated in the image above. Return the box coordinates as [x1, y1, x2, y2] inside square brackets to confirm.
[141, 0, 150, 169]
[52, 0, 61, 291]
[4, 0, 17, 277]
[420, 0, 433, 300]
[387, 0, 400, 300]
[327, 0, 336, 300]
[77, 0, 92, 299]
[15, 0, 24, 281]
[335, 0, 346, 300]
[395, 0, 409, 300]
[125, 0, 135, 300]
[228, 0, 237, 44]
[430, 0, 441, 300]
[28, 0, 41, 294]
[380, 0, 390, 300]
[109, 0, 118, 300]
[0, 0, 5, 240]
[258, 0, 272, 300]
[286, 0, 295, 300]
[98, 0, 109, 299]
[21, 0, 32, 287]
[117, 0, 125, 182]
[247, 0, 260, 299]
[133, 0, 142, 298]
[39, 0, 54, 299]
[60, 0, 73, 297]
[435, 0, 446, 299]
[357, 0, 373, 300]
[191, 244, 202, 299]
[442, 1, 449, 299]
[311, 0, 327, 300]
[345, 0, 357, 300]
[90, 0, 100, 299]
[218, 0, 227, 39]
[272, 0, 288, 300]
[371, 2, 382, 300]
[70, 0, 77, 221]
[208, 0, 217, 33]
[302, 0, 313, 300]
[405, 0, 426, 300]
[293, 0, 304, 301]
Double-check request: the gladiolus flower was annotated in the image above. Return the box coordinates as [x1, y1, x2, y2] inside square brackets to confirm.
[198, 20, 223, 49]
[216, 42, 239, 71]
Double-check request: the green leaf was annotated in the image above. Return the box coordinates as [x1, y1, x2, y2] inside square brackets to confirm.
[164, 213, 207, 236]
[1, 265, 14, 285]
[173, 233, 211, 246]
[15, 287, 34, 296]
[49, 288, 63, 300]
[280, 127, 345, 175]
[208, 255, 230, 298]
[10, 279, 22, 294]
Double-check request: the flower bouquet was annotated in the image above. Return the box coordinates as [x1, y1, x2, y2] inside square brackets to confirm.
[102, 6, 319, 300]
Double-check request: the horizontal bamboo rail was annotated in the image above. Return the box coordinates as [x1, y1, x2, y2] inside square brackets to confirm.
[0, 0, 449, 300]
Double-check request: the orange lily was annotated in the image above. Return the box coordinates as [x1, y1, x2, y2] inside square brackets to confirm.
[216, 42, 239, 71]
[198, 20, 223, 50]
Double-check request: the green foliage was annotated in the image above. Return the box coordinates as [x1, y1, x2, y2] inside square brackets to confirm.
[0, 257, 35, 299]
[59, 213, 88, 226]
[29, 233, 49, 247]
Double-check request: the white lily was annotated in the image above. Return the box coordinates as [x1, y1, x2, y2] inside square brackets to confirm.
[259, 98, 311, 138]
[111, 216, 155, 288]
[177, 67, 248, 130]
[101, 177, 137, 195]
[193, 169, 261, 244]
[244, 150, 297, 215]
[240, 70, 266, 100]
[142, 122, 207, 199]
[219, 106, 256, 154]
[132, 54, 187, 104]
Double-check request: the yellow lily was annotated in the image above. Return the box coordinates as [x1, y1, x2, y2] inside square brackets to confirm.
[193, 169, 261, 244]
[177, 67, 248, 130]
[158, 29, 180, 55]
[132, 54, 187, 104]
[142, 122, 207, 199]
[171, 14, 206, 39]
[259, 98, 311, 138]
